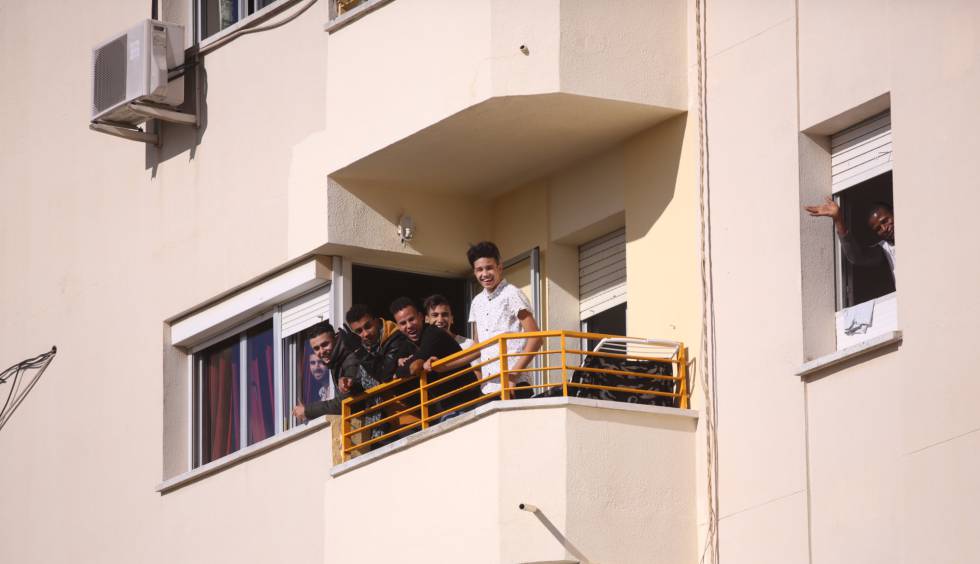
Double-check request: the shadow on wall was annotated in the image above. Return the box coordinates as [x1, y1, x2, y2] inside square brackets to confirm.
[145, 58, 209, 175]
[624, 114, 687, 245]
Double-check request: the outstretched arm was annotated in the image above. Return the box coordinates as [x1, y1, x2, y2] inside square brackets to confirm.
[805, 197, 882, 266]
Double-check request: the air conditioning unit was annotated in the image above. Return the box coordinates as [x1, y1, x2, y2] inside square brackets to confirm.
[91, 20, 185, 125]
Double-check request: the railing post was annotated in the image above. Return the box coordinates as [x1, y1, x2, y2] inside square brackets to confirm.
[341, 399, 351, 462]
[499, 338, 510, 400]
[678, 344, 689, 409]
[560, 332, 569, 397]
[419, 370, 429, 430]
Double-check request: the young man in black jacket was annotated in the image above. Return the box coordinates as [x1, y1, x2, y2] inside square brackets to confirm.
[291, 321, 361, 421]
[390, 297, 483, 420]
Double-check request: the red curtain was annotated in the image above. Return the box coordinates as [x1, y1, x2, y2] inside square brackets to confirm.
[247, 339, 275, 444]
[202, 340, 240, 464]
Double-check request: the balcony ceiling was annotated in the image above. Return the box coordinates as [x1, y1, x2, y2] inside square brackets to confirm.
[329, 93, 680, 198]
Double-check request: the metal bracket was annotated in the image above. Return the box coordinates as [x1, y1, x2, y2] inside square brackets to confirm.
[127, 102, 198, 126]
[89, 122, 159, 145]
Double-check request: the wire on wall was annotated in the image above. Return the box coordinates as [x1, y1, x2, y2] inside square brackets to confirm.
[0, 347, 57, 432]
[199, 0, 320, 55]
[694, 0, 720, 562]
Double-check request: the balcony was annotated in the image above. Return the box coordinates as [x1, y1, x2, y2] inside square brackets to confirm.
[324, 331, 697, 564]
[322, 0, 687, 194]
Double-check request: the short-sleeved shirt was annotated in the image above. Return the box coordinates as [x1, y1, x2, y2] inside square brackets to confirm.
[468, 279, 532, 393]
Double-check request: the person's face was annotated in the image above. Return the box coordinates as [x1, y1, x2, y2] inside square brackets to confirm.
[308, 332, 335, 364]
[394, 305, 424, 343]
[308, 353, 327, 381]
[868, 208, 895, 244]
[426, 304, 454, 334]
[473, 257, 503, 291]
[349, 314, 379, 345]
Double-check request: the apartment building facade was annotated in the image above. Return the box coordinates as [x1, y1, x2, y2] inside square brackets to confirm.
[0, 0, 977, 563]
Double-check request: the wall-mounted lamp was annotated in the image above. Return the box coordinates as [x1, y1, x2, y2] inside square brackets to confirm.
[397, 215, 415, 244]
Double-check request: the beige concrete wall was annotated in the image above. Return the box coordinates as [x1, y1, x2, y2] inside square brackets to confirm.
[325, 403, 696, 564]
[565, 405, 698, 564]
[624, 114, 700, 347]
[699, 2, 810, 562]
[324, 0, 686, 175]
[0, 1, 337, 563]
[560, 0, 687, 109]
[868, 3, 980, 563]
[701, 1, 980, 563]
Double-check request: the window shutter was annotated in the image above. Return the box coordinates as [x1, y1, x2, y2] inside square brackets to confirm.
[281, 283, 332, 339]
[831, 111, 892, 194]
[579, 228, 627, 320]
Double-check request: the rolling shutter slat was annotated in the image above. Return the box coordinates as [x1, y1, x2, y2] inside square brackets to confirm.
[579, 228, 626, 320]
[831, 111, 892, 194]
[281, 284, 332, 339]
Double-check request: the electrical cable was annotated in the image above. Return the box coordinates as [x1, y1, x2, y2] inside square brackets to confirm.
[198, 0, 319, 55]
[694, 0, 720, 562]
[167, 0, 319, 80]
[0, 346, 57, 432]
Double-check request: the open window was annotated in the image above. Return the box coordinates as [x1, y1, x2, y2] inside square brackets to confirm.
[830, 111, 897, 349]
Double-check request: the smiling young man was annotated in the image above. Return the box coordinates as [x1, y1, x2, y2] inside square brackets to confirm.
[291, 321, 359, 422]
[464, 241, 541, 398]
[390, 297, 482, 416]
[805, 198, 896, 278]
[423, 294, 474, 351]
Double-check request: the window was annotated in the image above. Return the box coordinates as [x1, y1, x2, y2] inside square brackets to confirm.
[194, 318, 274, 465]
[170, 256, 335, 470]
[191, 291, 332, 468]
[830, 111, 897, 349]
[198, 0, 281, 40]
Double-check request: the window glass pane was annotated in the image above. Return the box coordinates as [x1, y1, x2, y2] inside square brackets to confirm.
[202, 0, 242, 39]
[246, 320, 276, 445]
[295, 337, 331, 406]
[199, 335, 241, 464]
[220, 0, 240, 29]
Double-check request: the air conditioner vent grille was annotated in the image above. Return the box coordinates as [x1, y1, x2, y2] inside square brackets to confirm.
[92, 36, 128, 115]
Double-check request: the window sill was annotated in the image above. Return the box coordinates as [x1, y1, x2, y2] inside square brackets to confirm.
[796, 330, 903, 378]
[157, 416, 334, 494]
[324, 0, 395, 33]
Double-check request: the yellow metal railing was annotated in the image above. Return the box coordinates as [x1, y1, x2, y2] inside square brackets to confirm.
[340, 330, 689, 461]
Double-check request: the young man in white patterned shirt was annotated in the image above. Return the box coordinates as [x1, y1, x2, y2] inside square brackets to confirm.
[464, 241, 541, 398]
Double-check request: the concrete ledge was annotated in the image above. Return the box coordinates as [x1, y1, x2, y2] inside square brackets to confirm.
[796, 330, 903, 378]
[157, 416, 333, 494]
[330, 397, 698, 477]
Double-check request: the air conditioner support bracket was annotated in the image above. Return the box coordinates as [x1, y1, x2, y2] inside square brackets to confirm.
[128, 102, 198, 126]
[89, 122, 159, 145]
